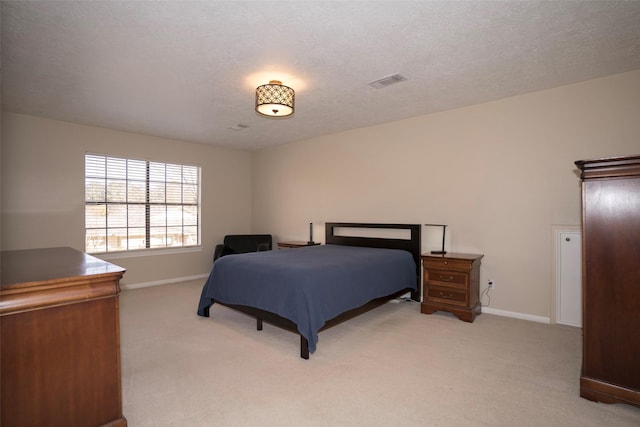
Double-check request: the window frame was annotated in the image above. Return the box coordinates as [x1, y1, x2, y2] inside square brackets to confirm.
[84, 153, 202, 255]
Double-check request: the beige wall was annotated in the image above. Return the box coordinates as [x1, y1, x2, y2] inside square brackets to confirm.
[2, 70, 638, 316]
[252, 70, 640, 320]
[1, 112, 252, 285]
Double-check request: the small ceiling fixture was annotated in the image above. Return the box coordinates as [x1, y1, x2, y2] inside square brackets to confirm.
[255, 80, 295, 117]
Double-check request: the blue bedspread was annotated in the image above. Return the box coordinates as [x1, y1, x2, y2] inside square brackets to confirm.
[197, 244, 416, 353]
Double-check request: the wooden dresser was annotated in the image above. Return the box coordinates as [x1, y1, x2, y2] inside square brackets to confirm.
[1, 247, 127, 426]
[575, 155, 640, 407]
[420, 253, 483, 322]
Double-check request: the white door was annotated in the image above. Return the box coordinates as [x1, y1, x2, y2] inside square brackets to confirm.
[557, 230, 582, 327]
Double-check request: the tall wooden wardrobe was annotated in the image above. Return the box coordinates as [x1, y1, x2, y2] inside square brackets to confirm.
[575, 155, 640, 407]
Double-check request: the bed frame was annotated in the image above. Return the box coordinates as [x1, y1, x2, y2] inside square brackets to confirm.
[205, 222, 421, 359]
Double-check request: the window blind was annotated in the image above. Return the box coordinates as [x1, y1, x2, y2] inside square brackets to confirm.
[85, 154, 200, 253]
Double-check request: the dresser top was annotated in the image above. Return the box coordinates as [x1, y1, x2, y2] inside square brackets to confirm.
[1, 247, 125, 290]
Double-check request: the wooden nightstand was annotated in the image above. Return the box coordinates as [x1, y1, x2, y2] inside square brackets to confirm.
[277, 241, 321, 249]
[421, 253, 484, 322]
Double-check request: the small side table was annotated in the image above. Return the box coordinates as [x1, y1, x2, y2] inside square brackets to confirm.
[421, 253, 484, 322]
[277, 241, 321, 249]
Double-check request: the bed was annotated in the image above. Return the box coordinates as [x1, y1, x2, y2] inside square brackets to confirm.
[197, 222, 421, 359]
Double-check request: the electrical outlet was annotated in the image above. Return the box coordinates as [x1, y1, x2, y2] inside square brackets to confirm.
[488, 280, 494, 289]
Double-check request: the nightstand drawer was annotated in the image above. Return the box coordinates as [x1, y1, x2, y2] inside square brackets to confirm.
[424, 270, 467, 288]
[426, 286, 467, 306]
[423, 258, 472, 272]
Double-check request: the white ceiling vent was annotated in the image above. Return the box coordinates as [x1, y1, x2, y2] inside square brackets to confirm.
[229, 123, 249, 131]
[368, 73, 407, 89]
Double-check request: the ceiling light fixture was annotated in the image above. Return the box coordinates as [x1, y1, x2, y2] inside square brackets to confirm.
[255, 80, 295, 117]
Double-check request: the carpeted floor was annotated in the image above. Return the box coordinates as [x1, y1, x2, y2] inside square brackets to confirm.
[119, 280, 640, 426]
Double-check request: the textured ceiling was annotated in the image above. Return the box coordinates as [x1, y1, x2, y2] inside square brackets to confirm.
[2, 1, 640, 151]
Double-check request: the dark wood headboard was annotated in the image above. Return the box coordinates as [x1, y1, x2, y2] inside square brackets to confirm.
[325, 222, 421, 301]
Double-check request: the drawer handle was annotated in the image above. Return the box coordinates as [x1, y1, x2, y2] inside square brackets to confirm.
[439, 291, 454, 299]
[438, 275, 454, 281]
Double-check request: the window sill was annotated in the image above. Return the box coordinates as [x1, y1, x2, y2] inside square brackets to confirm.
[92, 246, 202, 260]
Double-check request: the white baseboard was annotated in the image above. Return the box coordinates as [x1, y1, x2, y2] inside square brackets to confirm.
[481, 306, 550, 324]
[121, 274, 209, 290]
[121, 279, 550, 325]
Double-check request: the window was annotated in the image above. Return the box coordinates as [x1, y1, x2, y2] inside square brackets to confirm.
[85, 154, 200, 254]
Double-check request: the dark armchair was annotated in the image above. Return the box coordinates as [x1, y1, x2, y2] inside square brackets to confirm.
[213, 234, 273, 263]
